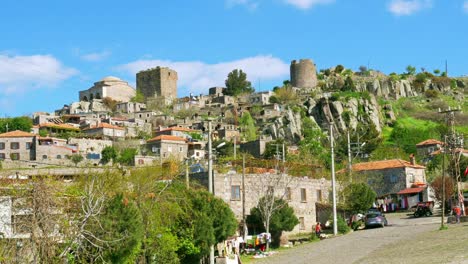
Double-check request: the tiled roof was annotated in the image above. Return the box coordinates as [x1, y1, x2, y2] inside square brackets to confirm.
[147, 135, 187, 142]
[0, 130, 35, 138]
[416, 139, 444, 146]
[397, 187, 425, 195]
[40, 123, 80, 131]
[157, 127, 196, 133]
[352, 159, 426, 171]
[84, 123, 125, 131]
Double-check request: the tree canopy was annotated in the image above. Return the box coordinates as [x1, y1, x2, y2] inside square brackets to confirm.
[224, 69, 254, 96]
[342, 183, 376, 214]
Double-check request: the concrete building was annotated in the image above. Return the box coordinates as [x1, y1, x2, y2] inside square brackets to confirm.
[146, 135, 188, 161]
[79, 76, 136, 102]
[290, 59, 318, 89]
[136, 67, 178, 100]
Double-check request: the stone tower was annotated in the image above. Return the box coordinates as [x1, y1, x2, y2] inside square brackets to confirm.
[136, 67, 178, 100]
[290, 59, 317, 89]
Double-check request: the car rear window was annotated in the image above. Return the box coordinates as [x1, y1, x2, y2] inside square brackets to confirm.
[366, 213, 380, 218]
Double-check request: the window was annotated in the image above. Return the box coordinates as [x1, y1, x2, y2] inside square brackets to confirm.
[152, 147, 160, 154]
[26, 142, 32, 150]
[316, 189, 322, 202]
[10, 153, 20, 160]
[300, 188, 307, 202]
[299, 217, 305, 230]
[10, 142, 20, 150]
[138, 159, 144, 165]
[0, 153, 5, 160]
[285, 187, 291, 201]
[267, 186, 274, 195]
[390, 174, 398, 183]
[56, 155, 62, 159]
[231, 186, 241, 200]
[168, 146, 172, 152]
[179, 147, 183, 152]
[42, 155, 48, 159]
[408, 173, 415, 183]
[0, 142, 4, 150]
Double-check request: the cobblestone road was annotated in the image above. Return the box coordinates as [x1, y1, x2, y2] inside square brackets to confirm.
[254, 213, 441, 264]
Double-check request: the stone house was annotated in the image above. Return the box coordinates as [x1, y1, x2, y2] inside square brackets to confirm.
[350, 157, 429, 209]
[239, 137, 273, 158]
[188, 142, 206, 160]
[0, 130, 36, 162]
[250, 91, 273, 105]
[116, 102, 146, 113]
[193, 171, 331, 234]
[38, 123, 80, 136]
[106, 117, 152, 138]
[82, 123, 126, 139]
[67, 138, 113, 161]
[146, 135, 188, 161]
[212, 95, 235, 106]
[154, 127, 200, 140]
[416, 139, 444, 158]
[35, 137, 75, 164]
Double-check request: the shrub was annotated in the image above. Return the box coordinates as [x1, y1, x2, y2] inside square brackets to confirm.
[424, 89, 439, 98]
[335, 65, 344, 74]
[336, 215, 351, 234]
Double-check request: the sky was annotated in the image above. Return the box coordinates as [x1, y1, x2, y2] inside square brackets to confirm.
[1, 0, 467, 117]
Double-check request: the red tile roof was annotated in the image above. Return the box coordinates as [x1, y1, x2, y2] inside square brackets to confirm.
[84, 123, 125, 131]
[40, 122, 80, 131]
[416, 139, 444, 146]
[0, 130, 35, 138]
[397, 187, 425, 195]
[157, 127, 196, 133]
[147, 135, 187, 142]
[352, 159, 426, 171]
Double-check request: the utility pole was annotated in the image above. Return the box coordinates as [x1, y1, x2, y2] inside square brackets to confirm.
[347, 131, 352, 182]
[207, 119, 214, 264]
[330, 123, 338, 236]
[439, 106, 464, 216]
[441, 135, 447, 228]
[185, 159, 189, 190]
[242, 154, 246, 242]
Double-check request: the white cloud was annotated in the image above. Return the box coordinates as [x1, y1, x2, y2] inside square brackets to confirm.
[0, 54, 78, 95]
[80, 51, 111, 62]
[283, 0, 335, 10]
[226, 0, 259, 10]
[388, 0, 432, 16]
[464, 1, 468, 13]
[117, 55, 289, 94]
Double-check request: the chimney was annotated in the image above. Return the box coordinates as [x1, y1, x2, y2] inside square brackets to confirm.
[409, 154, 415, 165]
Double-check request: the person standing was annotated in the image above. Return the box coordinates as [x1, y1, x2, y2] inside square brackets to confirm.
[454, 206, 461, 224]
[315, 222, 322, 237]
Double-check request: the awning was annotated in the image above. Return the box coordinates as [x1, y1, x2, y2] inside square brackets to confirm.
[397, 187, 425, 195]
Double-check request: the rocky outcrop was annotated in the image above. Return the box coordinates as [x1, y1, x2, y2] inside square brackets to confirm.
[264, 108, 302, 142]
[69, 99, 111, 114]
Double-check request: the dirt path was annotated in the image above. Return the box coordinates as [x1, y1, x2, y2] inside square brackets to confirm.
[253, 213, 444, 264]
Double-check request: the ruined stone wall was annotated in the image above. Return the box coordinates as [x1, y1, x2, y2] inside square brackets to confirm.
[290, 59, 318, 89]
[136, 67, 178, 100]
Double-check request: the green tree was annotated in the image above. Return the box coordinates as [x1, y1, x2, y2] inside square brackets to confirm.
[224, 69, 254, 96]
[335, 65, 344, 74]
[342, 183, 376, 214]
[0, 116, 33, 133]
[239, 111, 257, 141]
[272, 82, 298, 105]
[99, 194, 144, 263]
[342, 76, 356, 91]
[130, 90, 145, 103]
[405, 65, 416, 76]
[247, 197, 299, 247]
[101, 146, 118, 164]
[70, 154, 84, 166]
[118, 148, 138, 165]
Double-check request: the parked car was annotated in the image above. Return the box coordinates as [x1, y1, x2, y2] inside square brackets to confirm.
[364, 211, 388, 228]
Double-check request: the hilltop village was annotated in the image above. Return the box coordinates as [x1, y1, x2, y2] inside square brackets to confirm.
[1, 58, 467, 262]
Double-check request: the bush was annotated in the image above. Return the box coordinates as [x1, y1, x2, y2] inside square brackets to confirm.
[424, 89, 439, 98]
[330, 215, 351, 234]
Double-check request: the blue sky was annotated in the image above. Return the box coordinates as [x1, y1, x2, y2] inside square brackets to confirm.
[1, 0, 467, 117]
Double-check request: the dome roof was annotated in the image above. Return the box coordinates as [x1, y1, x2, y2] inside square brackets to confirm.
[101, 76, 122, 82]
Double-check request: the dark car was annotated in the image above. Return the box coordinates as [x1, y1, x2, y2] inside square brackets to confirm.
[364, 212, 388, 228]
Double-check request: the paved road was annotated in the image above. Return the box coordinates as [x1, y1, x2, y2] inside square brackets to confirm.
[255, 213, 441, 264]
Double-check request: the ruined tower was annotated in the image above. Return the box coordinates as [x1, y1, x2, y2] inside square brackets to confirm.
[136, 67, 178, 100]
[290, 59, 317, 89]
